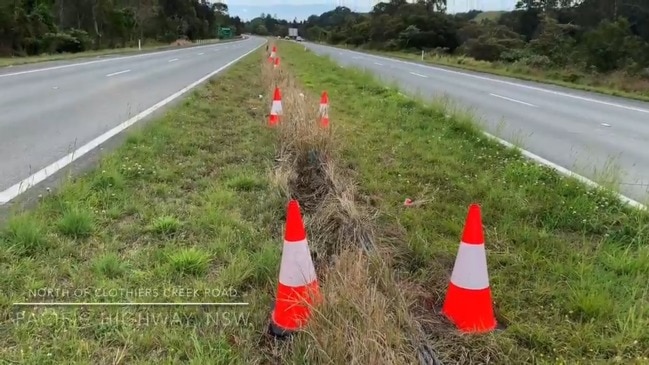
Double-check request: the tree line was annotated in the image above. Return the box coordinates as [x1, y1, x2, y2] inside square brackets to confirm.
[249, 0, 649, 76]
[0, 0, 244, 56]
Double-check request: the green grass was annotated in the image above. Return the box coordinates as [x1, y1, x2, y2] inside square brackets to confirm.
[331, 44, 649, 103]
[278, 40, 649, 363]
[0, 49, 285, 363]
[0, 38, 236, 68]
[2, 35, 649, 363]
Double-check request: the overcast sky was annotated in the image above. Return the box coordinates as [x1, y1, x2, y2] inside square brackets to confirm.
[224, 1, 519, 20]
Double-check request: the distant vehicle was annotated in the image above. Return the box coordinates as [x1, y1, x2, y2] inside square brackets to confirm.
[296, 36, 304, 42]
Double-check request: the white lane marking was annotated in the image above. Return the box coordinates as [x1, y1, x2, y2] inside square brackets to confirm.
[168, 58, 179, 63]
[409, 72, 428, 78]
[374, 62, 383, 66]
[601, 122, 611, 127]
[316, 46, 647, 210]
[335, 48, 649, 115]
[352, 56, 361, 60]
[480, 130, 645, 210]
[0, 42, 265, 206]
[105, 69, 131, 77]
[198, 52, 205, 55]
[489, 93, 537, 107]
[0, 39, 252, 79]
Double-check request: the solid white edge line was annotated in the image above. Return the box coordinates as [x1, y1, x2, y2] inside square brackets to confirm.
[330, 46, 649, 115]
[317, 44, 647, 210]
[489, 93, 536, 107]
[105, 69, 131, 77]
[0, 41, 265, 205]
[481, 131, 646, 210]
[0, 38, 250, 79]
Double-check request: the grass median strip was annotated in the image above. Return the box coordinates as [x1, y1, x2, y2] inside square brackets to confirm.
[2, 39, 649, 364]
[279, 40, 649, 364]
[0, 50, 284, 363]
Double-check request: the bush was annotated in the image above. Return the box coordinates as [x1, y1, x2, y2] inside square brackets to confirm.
[499, 48, 530, 63]
[42, 29, 92, 54]
[519, 54, 553, 68]
[461, 35, 524, 62]
[21, 37, 43, 56]
[66, 28, 93, 50]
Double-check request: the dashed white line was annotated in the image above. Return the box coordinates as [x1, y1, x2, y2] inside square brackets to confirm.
[0, 42, 265, 205]
[168, 58, 179, 63]
[409, 72, 428, 78]
[489, 93, 537, 107]
[334, 47, 649, 115]
[0, 39, 252, 79]
[197, 52, 205, 55]
[323, 46, 646, 210]
[601, 122, 612, 127]
[374, 62, 383, 66]
[105, 69, 131, 77]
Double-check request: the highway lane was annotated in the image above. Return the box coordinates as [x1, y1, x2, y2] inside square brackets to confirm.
[304, 43, 649, 204]
[0, 37, 265, 204]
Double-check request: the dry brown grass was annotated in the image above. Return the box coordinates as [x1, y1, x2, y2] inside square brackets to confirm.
[260, 44, 444, 364]
[172, 39, 193, 46]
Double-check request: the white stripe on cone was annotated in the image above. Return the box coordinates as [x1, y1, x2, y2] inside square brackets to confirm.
[271, 100, 282, 115]
[449, 242, 490, 290]
[319, 103, 328, 117]
[278, 238, 317, 287]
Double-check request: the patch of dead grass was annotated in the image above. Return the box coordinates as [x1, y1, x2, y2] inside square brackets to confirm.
[260, 43, 441, 365]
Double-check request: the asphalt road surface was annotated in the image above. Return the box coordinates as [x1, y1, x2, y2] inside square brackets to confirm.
[0, 36, 265, 205]
[304, 42, 649, 204]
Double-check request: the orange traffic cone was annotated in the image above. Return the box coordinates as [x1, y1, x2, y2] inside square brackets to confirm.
[269, 87, 282, 126]
[319, 91, 329, 128]
[274, 57, 280, 69]
[269, 200, 321, 337]
[441, 204, 497, 333]
[268, 45, 276, 62]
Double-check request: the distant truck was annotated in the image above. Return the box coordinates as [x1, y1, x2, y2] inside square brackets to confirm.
[289, 28, 299, 40]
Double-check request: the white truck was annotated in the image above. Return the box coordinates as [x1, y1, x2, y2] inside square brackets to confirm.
[289, 28, 299, 40]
